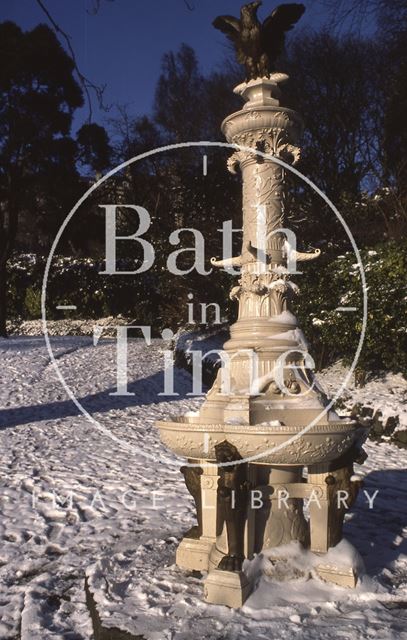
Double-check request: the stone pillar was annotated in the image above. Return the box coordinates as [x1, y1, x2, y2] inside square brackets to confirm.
[308, 456, 361, 554]
[306, 457, 363, 588]
[200, 462, 220, 546]
[176, 460, 219, 572]
[261, 466, 309, 549]
[209, 76, 320, 413]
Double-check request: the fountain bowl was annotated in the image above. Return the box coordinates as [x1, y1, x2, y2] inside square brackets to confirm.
[156, 418, 368, 466]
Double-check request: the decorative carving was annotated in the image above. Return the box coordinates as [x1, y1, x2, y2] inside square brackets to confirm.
[230, 285, 242, 301]
[230, 270, 297, 318]
[285, 378, 301, 394]
[230, 123, 301, 163]
[180, 465, 203, 539]
[213, 3, 305, 81]
[227, 151, 247, 174]
[215, 441, 248, 572]
[279, 142, 301, 164]
[159, 419, 361, 437]
[294, 248, 321, 262]
[210, 254, 243, 268]
[201, 476, 216, 490]
[278, 435, 355, 465]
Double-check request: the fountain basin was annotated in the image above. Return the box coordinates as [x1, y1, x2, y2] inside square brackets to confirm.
[156, 418, 368, 466]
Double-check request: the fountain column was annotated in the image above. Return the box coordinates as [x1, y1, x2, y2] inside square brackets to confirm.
[210, 76, 320, 417]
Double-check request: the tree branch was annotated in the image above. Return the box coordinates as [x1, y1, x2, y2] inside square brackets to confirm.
[183, 0, 195, 10]
[86, 0, 115, 16]
[35, 0, 107, 121]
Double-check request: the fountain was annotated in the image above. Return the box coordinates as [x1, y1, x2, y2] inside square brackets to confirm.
[156, 2, 370, 607]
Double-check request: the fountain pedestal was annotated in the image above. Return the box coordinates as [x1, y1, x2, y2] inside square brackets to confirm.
[175, 461, 218, 572]
[156, 75, 369, 607]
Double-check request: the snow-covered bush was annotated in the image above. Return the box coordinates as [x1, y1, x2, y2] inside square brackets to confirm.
[295, 241, 407, 375]
[7, 241, 407, 377]
[7, 253, 160, 327]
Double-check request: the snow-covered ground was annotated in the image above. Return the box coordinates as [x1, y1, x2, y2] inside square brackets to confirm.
[320, 361, 407, 432]
[0, 337, 406, 639]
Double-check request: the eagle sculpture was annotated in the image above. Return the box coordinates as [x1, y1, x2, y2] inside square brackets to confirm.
[213, 1, 305, 80]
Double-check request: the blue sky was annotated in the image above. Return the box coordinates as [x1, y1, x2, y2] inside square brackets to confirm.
[1, 0, 371, 131]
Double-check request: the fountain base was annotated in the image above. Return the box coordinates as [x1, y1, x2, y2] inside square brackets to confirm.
[176, 536, 213, 572]
[204, 568, 253, 608]
[315, 563, 358, 588]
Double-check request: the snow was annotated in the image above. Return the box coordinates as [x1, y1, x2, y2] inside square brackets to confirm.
[266, 279, 299, 294]
[7, 316, 133, 338]
[225, 418, 249, 425]
[268, 327, 309, 350]
[318, 361, 407, 430]
[0, 337, 407, 639]
[271, 310, 298, 324]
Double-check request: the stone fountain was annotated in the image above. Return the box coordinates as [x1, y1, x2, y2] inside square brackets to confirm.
[157, 2, 370, 607]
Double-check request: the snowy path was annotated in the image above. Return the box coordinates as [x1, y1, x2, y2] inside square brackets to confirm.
[0, 337, 406, 639]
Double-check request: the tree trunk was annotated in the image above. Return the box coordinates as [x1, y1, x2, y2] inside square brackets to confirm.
[0, 187, 20, 338]
[0, 205, 19, 338]
[0, 262, 8, 337]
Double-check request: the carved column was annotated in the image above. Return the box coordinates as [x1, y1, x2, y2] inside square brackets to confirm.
[308, 445, 365, 554]
[180, 465, 203, 539]
[200, 462, 220, 545]
[204, 441, 252, 607]
[214, 441, 248, 572]
[209, 77, 320, 407]
[176, 460, 219, 572]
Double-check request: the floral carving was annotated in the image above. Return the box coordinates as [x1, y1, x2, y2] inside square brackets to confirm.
[229, 123, 301, 171]
[230, 271, 298, 318]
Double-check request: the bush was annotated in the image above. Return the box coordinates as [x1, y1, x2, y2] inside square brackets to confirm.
[7, 254, 161, 330]
[24, 286, 42, 318]
[294, 240, 407, 376]
[7, 241, 407, 377]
